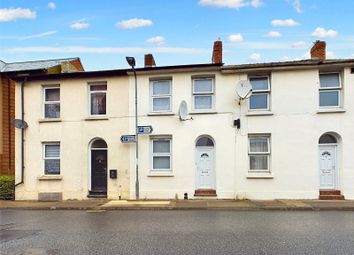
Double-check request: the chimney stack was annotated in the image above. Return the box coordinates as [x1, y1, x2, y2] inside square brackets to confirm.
[144, 54, 156, 67]
[310, 40, 326, 61]
[212, 40, 223, 64]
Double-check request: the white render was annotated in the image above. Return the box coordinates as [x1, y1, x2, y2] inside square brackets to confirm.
[15, 64, 354, 200]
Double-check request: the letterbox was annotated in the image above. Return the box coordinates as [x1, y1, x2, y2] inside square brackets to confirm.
[110, 169, 117, 179]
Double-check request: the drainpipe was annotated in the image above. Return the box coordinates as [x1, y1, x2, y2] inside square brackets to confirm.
[7, 78, 11, 175]
[15, 78, 26, 188]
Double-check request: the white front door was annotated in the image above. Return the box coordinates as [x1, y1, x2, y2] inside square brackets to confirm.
[196, 147, 214, 190]
[319, 145, 337, 190]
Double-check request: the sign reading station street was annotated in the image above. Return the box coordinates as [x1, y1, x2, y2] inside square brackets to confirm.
[120, 135, 136, 143]
[137, 125, 153, 134]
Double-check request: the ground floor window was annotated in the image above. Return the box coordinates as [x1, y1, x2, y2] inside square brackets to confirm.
[151, 137, 172, 172]
[248, 135, 270, 172]
[43, 143, 60, 175]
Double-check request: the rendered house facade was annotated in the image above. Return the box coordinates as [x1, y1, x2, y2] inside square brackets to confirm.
[14, 41, 354, 200]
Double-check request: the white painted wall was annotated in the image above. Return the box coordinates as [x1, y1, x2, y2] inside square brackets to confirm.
[15, 66, 354, 200]
[15, 76, 131, 200]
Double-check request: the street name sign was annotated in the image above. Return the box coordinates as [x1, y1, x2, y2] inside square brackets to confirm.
[137, 125, 153, 134]
[120, 135, 136, 143]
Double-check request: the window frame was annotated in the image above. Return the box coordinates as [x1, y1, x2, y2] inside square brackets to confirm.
[248, 76, 270, 111]
[192, 78, 215, 112]
[150, 79, 172, 113]
[150, 137, 172, 172]
[319, 72, 341, 108]
[88, 82, 107, 116]
[43, 142, 60, 175]
[43, 86, 60, 119]
[248, 135, 271, 172]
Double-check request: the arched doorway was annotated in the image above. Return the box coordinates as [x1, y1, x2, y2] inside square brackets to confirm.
[89, 139, 108, 197]
[319, 133, 339, 190]
[195, 136, 216, 196]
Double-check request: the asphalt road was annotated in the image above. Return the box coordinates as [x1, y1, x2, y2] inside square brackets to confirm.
[1, 210, 354, 255]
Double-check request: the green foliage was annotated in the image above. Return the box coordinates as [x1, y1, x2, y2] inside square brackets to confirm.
[0, 175, 15, 200]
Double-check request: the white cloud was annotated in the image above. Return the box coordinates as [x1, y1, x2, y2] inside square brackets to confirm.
[292, 0, 302, 13]
[146, 36, 166, 45]
[326, 51, 336, 59]
[248, 53, 261, 62]
[227, 33, 243, 42]
[271, 19, 300, 27]
[199, 0, 263, 9]
[117, 18, 153, 29]
[2, 46, 206, 54]
[311, 27, 338, 38]
[0, 8, 36, 22]
[70, 21, 90, 30]
[291, 41, 307, 48]
[20, 30, 57, 40]
[48, 2, 56, 10]
[264, 31, 282, 38]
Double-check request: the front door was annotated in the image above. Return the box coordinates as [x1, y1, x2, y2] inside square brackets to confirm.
[91, 150, 107, 192]
[319, 145, 336, 190]
[196, 147, 214, 190]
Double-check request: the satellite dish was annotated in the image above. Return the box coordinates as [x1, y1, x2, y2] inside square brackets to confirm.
[11, 119, 28, 129]
[236, 80, 253, 99]
[179, 100, 188, 121]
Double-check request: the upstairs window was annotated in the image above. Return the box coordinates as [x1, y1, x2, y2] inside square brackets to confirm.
[192, 78, 214, 111]
[44, 87, 60, 118]
[89, 83, 107, 115]
[319, 73, 341, 107]
[43, 143, 60, 175]
[151, 80, 172, 112]
[248, 77, 270, 110]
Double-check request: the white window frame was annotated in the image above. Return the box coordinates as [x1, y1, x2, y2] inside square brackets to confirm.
[248, 76, 270, 111]
[192, 78, 215, 112]
[43, 86, 60, 119]
[150, 137, 172, 172]
[150, 80, 172, 113]
[43, 142, 60, 175]
[88, 82, 107, 116]
[248, 135, 271, 172]
[319, 72, 341, 108]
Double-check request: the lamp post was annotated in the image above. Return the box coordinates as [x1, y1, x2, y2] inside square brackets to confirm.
[126, 56, 139, 200]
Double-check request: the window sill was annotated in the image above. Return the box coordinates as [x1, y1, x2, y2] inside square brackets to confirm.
[38, 118, 62, 123]
[246, 172, 273, 179]
[246, 111, 274, 116]
[190, 111, 217, 115]
[316, 108, 346, 114]
[84, 116, 109, 121]
[38, 175, 62, 181]
[148, 172, 174, 177]
[147, 112, 175, 116]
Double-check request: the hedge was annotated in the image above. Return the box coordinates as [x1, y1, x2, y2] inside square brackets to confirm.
[0, 175, 15, 200]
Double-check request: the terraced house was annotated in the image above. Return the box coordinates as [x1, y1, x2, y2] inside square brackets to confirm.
[13, 41, 354, 201]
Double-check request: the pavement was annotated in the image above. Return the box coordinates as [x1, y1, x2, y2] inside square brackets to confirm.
[1, 199, 354, 211]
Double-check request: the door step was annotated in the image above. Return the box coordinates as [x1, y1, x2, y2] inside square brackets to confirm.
[319, 190, 345, 200]
[88, 190, 107, 198]
[194, 189, 217, 197]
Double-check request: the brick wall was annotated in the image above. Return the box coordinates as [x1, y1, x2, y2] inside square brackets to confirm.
[1, 77, 15, 175]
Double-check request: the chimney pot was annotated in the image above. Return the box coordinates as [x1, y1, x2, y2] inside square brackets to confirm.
[144, 54, 156, 67]
[310, 40, 326, 61]
[212, 40, 223, 64]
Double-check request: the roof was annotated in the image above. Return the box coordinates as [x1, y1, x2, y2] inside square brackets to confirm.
[222, 59, 354, 72]
[0, 58, 81, 73]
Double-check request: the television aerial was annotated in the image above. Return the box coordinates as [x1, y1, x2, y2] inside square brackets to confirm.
[236, 80, 253, 102]
[178, 100, 193, 121]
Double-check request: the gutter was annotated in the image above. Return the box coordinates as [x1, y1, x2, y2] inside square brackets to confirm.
[15, 78, 26, 188]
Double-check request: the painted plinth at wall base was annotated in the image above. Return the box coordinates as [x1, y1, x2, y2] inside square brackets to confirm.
[194, 189, 217, 197]
[319, 190, 345, 200]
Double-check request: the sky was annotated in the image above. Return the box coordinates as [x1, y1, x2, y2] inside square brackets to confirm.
[0, 0, 353, 71]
